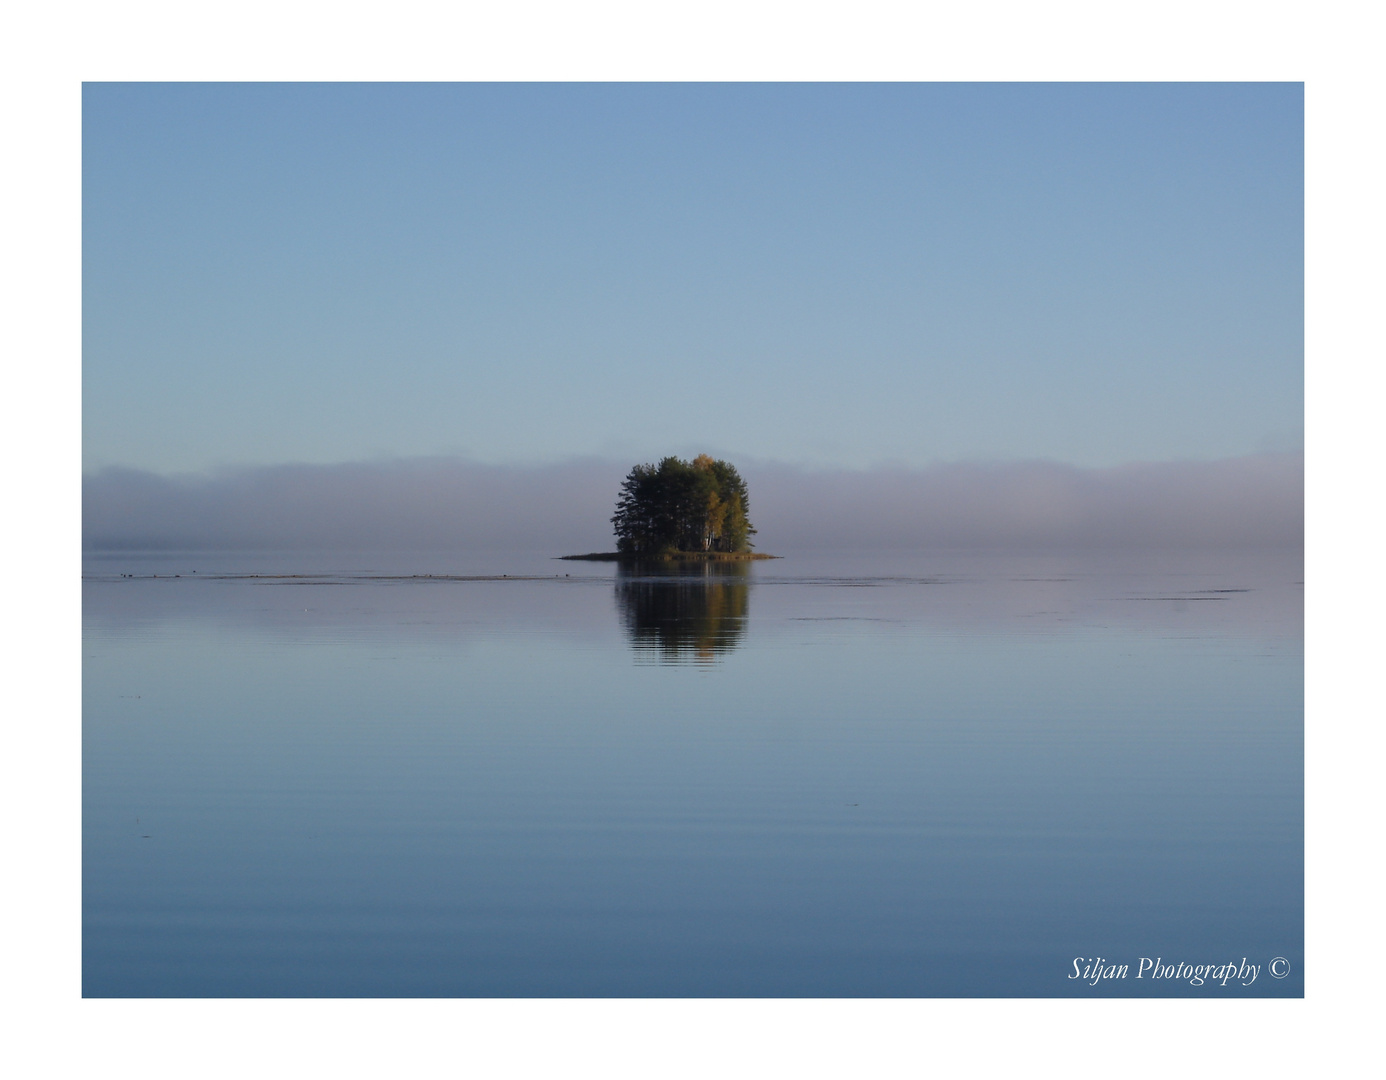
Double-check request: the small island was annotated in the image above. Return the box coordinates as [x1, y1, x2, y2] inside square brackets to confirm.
[562, 454, 778, 561]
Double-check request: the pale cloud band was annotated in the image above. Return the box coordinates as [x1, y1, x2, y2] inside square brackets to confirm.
[83, 453, 1303, 553]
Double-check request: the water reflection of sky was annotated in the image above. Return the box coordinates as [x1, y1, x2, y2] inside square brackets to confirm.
[83, 550, 1302, 996]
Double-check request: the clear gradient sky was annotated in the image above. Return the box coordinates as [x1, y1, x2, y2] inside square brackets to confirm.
[82, 83, 1302, 474]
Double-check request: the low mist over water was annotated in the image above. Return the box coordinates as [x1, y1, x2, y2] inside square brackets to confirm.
[83, 452, 1302, 554]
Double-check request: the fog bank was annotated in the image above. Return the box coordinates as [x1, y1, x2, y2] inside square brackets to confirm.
[83, 453, 1303, 553]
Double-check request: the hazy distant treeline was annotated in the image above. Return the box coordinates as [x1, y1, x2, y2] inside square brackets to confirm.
[83, 453, 1302, 552]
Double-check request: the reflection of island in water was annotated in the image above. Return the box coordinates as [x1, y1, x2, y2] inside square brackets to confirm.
[616, 561, 750, 663]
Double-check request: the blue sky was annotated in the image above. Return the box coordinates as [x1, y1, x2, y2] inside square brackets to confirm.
[83, 83, 1302, 474]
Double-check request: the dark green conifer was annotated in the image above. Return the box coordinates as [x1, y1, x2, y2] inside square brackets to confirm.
[612, 455, 756, 554]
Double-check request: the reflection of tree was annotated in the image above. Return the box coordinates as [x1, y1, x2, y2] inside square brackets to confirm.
[616, 561, 750, 663]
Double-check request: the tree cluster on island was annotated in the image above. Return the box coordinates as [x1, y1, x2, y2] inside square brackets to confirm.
[611, 454, 757, 555]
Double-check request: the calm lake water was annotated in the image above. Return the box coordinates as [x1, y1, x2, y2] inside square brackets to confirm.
[83, 549, 1303, 997]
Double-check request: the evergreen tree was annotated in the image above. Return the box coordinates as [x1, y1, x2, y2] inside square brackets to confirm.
[612, 455, 756, 553]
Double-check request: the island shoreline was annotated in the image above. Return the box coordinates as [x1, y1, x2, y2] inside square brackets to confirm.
[558, 551, 779, 562]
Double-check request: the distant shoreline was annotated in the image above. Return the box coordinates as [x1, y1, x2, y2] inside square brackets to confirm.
[559, 551, 779, 562]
